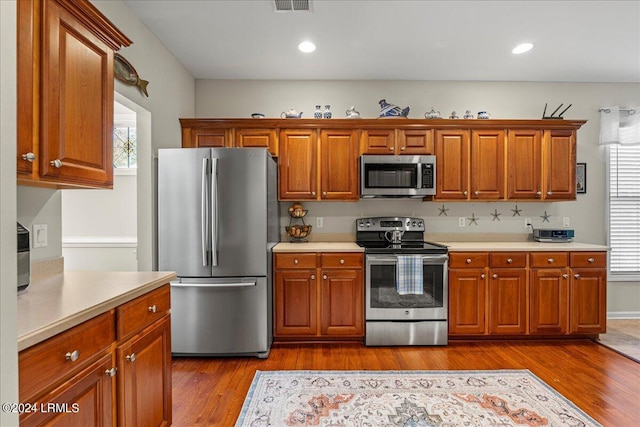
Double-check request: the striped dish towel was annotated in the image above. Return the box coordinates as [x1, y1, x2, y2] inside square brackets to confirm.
[396, 255, 423, 295]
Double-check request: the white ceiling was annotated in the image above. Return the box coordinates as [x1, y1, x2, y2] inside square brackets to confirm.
[122, 0, 640, 83]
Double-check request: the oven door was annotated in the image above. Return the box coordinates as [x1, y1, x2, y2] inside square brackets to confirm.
[365, 254, 448, 320]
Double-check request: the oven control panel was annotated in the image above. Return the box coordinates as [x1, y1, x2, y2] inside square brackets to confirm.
[357, 216, 424, 232]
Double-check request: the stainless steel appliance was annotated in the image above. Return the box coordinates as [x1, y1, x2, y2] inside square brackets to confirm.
[158, 148, 279, 358]
[356, 217, 448, 346]
[17, 222, 30, 291]
[360, 155, 436, 198]
[533, 228, 575, 242]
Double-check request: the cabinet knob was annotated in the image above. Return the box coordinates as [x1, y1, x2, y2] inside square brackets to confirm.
[310, 274, 315, 280]
[50, 159, 62, 168]
[340, 259, 345, 264]
[474, 191, 479, 196]
[323, 274, 328, 280]
[294, 259, 299, 264]
[563, 274, 569, 279]
[322, 191, 327, 196]
[400, 146, 406, 151]
[148, 305, 157, 313]
[480, 274, 486, 279]
[126, 353, 136, 362]
[105, 367, 118, 377]
[65, 350, 80, 362]
[311, 191, 316, 196]
[463, 191, 468, 196]
[492, 273, 498, 279]
[547, 258, 554, 264]
[466, 258, 472, 264]
[574, 274, 581, 279]
[588, 258, 595, 263]
[389, 146, 394, 151]
[22, 152, 36, 162]
[506, 258, 513, 264]
[547, 191, 553, 196]
[536, 191, 542, 197]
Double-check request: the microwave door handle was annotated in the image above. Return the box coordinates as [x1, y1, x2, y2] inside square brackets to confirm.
[416, 162, 422, 189]
[201, 158, 209, 267]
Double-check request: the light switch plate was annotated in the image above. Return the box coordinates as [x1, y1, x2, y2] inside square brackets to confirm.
[33, 224, 48, 248]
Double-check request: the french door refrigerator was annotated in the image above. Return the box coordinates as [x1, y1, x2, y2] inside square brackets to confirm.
[158, 148, 279, 358]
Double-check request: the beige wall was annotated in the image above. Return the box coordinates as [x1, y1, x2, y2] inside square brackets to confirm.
[195, 79, 640, 316]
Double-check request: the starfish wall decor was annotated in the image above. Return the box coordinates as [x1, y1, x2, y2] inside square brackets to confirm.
[490, 209, 501, 221]
[438, 205, 449, 216]
[468, 213, 479, 226]
[541, 211, 551, 222]
[511, 204, 522, 216]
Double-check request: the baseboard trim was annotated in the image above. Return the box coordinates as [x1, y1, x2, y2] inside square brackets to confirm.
[607, 311, 640, 319]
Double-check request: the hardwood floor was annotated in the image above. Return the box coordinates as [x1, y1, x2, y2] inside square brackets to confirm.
[172, 340, 640, 426]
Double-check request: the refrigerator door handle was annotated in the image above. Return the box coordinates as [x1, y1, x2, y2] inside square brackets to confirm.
[211, 157, 219, 266]
[201, 158, 209, 267]
[171, 281, 256, 288]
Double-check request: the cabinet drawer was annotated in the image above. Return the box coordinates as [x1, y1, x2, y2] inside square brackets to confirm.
[321, 253, 363, 268]
[275, 253, 317, 269]
[19, 311, 115, 401]
[449, 252, 488, 268]
[530, 252, 568, 268]
[490, 252, 527, 268]
[570, 252, 607, 268]
[117, 285, 170, 340]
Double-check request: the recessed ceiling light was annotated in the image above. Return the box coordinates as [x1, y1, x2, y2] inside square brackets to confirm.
[512, 43, 534, 54]
[298, 41, 316, 53]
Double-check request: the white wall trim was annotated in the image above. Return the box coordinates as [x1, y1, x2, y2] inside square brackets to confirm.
[114, 167, 137, 176]
[607, 311, 640, 319]
[62, 237, 137, 248]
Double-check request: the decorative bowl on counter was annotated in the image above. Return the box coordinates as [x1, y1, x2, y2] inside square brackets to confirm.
[286, 224, 312, 239]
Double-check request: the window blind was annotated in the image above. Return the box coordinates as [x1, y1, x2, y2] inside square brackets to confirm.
[609, 144, 640, 275]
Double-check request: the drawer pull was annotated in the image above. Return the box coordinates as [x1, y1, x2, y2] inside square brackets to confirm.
[105, 367, 118, 377]
[480, 274, 485, 279]
[126, 353, 136, 362]
[294, 259, 299, 264]
[463, 191, 468, 196]
[389, 146, 394, 151]
[340, 259, 345, 264]
[547, 258, 554, 264]
[506, 258, 513, 264]
[492, 273, 498, 279]
[547, 191, 553, 196]
[466, 258, 472, 264]
[65, 350, 80, 362]
[50, 159, 62, 168]
[310, 274, 315, 280]
[22, 152, 36, 162]
[574, 274, 581, 279]
[323, 274, 328, 280]
[148, 304, 157, 313]
[588, 257, 595, 263]
[563, 274, 569, 279]
[536, 191, 542, 197]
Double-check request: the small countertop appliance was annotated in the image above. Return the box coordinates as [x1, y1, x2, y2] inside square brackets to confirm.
[533, 228, 575, 242]
[18, 222, 30, 291]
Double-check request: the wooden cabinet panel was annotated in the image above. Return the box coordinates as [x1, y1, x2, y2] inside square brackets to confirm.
[470, 130, 505, 199]
[235, 128, 277, 155]
[186, 128, 232, 148]
[275, 253, 317, 269]
[321, 253, 364, 269]
[529, 268, 569, 334]
[543, 130, 576, 200]
[278, 129, 318, 200]
[320, 269, 364, 336]
[449, 252, 488, 269]
[361, 129, 396, 154]
[117, 315, 172, 427]
[570, 268, 606, 334]
[490, 252, 527, 268]
[488, 269, 527, 334]
[449, 269, 486, 335]
[435, 130, 470, 200]
[398, 129, 434, 154]
[507, 130, 542, 199]
[320, 129, 359, 200]
[274, 270, 318, 336]
[570, 252, 607, 268]
[116, 285, 171, 341]
[530, 252, 568, 268]
[20, 353, 115, 427]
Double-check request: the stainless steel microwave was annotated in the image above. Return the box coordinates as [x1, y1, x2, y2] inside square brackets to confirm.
[360, 155, 436, 198]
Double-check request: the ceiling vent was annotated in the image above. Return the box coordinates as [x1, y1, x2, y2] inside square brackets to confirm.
[273, 0, 313, 12]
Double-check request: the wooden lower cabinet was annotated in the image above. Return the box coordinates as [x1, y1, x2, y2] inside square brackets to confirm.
[449, 268, 486, 334]
[529, 267, 569, 334]
[570, 268, 607, 334]
[489, 268, 527, 334]
[19, 285, 172, 427]
[274, 252, 364, 341]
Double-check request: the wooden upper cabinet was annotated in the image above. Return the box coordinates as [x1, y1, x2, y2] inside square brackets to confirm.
[544, 130, 576, 200]
[470, 130, 505, 199]
[17, 0, 131, 189]
[361, 129, 396, 154]
[362, 129, 433, 155]
[508, 130, 543, 199]
[435, 130, 470, 200]
[235, 128, 278, 156]
[320, 129, 359, 200]
[278, 129, 318, 200]
[183, 128, 232, 148]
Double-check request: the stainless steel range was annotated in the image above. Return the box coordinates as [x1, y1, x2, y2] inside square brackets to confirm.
[356, 217, 448, 346]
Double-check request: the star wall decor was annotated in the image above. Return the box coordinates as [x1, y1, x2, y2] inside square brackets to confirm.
[468, 213, 479, 226]
[541, 211, 551, 222]
[511, 204, 522, 216]
[490, 209, 501, 221]
[438, 205, 449, 216]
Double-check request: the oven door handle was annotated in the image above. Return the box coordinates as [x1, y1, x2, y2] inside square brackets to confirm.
[366, 254, 449, 264]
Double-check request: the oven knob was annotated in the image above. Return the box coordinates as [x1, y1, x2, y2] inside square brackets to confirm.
[365, 222, 371, 227]
[418, 221, 423, 227]
[412, 221, 417, 227]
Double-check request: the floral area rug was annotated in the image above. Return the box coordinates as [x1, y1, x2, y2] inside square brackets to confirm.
[235, 370, 600, 427]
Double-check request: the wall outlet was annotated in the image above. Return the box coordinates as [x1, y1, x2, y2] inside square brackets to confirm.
[524, 217, 532, 228]
[563, 217, 571, 227]
[33, 224, 48, 248]
[458, 217, 466, 227]
[316, 217, 323, 228]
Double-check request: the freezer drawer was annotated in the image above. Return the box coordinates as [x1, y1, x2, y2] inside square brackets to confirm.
[170, 277, 271, 357]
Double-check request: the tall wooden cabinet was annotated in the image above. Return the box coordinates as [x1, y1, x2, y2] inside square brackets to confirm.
[17, 0, 131, 189]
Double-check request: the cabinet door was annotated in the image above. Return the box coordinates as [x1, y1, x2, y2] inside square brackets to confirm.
[361, 129, 395, 154]
[570, 269, 606, 334]
[40, 0, 115, 187]
[449, 268, 486, 335]
[20, 353, 115, 427]
[320, 129, 359, 200]
[184, 128, 232, 148]
[488, 269, 527, 334]
[435, 130, 470, 200]
[529, 268, 569, 334]
[279, 129, 318, 200]
[398, 129, 434, 154]
[320, 269, 364, 337]
[117, 315, 172, 427]
[274, 270, 318, 336]
[507, 130, 542, 199]
[471, 130, 505, 199]
[235, 128, 278, 155]
[543, 130, 576, 200]
[17, 0, 38, 178]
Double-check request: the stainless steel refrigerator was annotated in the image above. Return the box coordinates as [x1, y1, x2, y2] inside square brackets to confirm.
[158, 148, 279, 358]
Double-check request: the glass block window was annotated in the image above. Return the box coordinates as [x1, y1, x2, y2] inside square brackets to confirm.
[113, 126, 137, 168]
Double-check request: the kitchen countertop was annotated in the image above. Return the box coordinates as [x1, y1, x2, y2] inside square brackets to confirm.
[17, 270, 176, 351]
[273, 242, 364, 252]
[437, 241, 609, 252]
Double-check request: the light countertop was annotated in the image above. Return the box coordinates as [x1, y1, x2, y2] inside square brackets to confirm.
[273, 242, 364, 252]
[439, 241, 609, 252]
[17, 270, 176, 351]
